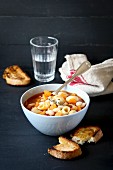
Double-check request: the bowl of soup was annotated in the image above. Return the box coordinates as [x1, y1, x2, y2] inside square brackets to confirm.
[20, 84, 90, 136]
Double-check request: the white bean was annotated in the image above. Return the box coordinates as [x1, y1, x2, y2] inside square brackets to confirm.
[76, 101, 83, 107]
[31, 107, 41, 114]
[81, 102, 86, 108]
[53, 108, 59, 112]
[27, 103, 35, 109]
[46, 110, 55, 116]
[58, 105, 64, 109]
[69, 110, 76, 115]
[57, 92, 68, 97]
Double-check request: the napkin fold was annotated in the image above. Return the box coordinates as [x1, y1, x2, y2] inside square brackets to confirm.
[59, 54, 113, 96]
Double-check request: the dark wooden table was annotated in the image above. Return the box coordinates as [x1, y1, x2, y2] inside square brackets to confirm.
[0, 67, 113, 170]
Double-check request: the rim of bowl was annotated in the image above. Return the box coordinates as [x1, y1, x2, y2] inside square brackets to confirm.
[20, 84, 90, 119]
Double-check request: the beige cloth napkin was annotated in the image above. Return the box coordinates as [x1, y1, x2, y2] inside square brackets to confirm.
[59, 54, 113, 96]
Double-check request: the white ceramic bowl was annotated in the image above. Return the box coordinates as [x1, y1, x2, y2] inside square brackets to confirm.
[20, 84, 90, 136]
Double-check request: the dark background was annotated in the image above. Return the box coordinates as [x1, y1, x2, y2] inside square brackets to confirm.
[0, 1, 113, 170]
[1, 0, 113, 69]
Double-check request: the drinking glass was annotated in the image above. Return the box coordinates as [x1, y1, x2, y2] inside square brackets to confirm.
[30, 36, 58, 82]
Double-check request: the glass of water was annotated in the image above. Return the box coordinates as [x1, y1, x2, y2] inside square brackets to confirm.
[30, 36, 58, 82]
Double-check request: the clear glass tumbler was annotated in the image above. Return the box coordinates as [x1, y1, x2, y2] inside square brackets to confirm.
[30, 36, 58, 82]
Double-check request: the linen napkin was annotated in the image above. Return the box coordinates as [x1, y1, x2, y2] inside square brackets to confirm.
[59, 54, 113, 96]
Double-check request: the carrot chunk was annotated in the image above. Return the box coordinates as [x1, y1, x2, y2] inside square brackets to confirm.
[44, 90, 52, 97]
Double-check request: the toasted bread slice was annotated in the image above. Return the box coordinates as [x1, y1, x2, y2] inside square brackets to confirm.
[71, 126, 103, 145]
[48, 136, 82, 159]
[3, 65, 31, 86]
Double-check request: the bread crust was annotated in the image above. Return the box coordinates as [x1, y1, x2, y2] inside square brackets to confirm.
[92, 128, 103, 143]
[48, 136, 82, 159]
[71, 126, 103, 145]
[3, 65, 31, 86]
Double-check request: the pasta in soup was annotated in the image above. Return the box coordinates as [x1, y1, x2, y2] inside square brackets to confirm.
[24, 90, 86, 116]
